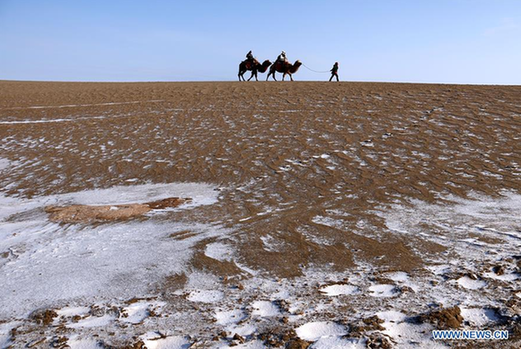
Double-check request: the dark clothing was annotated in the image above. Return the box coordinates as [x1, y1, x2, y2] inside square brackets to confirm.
[329, 63, 339, 81]
[246, 51, 254, 61]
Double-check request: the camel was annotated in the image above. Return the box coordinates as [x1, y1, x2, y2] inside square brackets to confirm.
[266, 60, 302, 81]
[238, 59, 272, 81]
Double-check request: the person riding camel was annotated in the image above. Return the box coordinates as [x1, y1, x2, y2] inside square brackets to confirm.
[245, 50, 255, 69]
[277, 51, 287, 63]
[275, 51, 288, 69]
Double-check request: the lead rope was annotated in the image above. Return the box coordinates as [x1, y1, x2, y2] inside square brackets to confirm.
[302, 63, 331, 74]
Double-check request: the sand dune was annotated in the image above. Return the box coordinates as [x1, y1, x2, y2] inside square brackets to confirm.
[0, 81, 520, 347]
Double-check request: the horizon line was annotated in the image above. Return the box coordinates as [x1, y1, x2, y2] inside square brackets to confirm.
[1, 79, 520, 87]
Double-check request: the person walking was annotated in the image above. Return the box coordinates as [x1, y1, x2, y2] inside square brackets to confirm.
[329, 62, 339, 82]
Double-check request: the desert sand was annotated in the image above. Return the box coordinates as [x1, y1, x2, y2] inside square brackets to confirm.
[0, 80, 520, 348]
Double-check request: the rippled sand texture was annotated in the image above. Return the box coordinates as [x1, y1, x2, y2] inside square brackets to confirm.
[2, 81, 520, 274]
[1, 81, 520, 347]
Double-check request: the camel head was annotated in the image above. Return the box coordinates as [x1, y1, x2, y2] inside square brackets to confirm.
[256, 60, 272, 73]
[290, 60, 302, 73]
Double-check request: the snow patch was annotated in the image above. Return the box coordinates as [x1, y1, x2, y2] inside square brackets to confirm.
[141, 335, 191, 349]
[68, 314, 115, 328]
[319, 284, 360, 296]
[187, 290, 224, 303]
[120, 301, 164, 324]
[460, 308, 499, 327]
[456, 276, 487, 290]
[0, 183, 223, 317]
[215, 309, 247, 325]
[252, 301, 280, 317]
[67, 338, 104, 349]
[311, 337, 366, 349]
[369, 284, 399, 297]
[205, 242, 234, 262]
[295, 321, 347, 341]
[376, 311, 440, 349]
[0, 158, 10, 171]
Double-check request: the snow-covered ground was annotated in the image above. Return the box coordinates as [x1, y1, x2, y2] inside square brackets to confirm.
[0, 182, 220, 317]
[1, 185, 520, 347]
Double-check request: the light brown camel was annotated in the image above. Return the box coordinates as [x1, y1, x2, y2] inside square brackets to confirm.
[238, 59, 272, 81]
[266, 60, 302, 81]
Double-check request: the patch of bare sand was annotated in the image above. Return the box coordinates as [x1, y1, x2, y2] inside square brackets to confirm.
[44, 197, 190, 223]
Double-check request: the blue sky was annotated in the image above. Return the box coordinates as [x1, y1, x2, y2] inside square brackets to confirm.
[1, 0, 520, 84]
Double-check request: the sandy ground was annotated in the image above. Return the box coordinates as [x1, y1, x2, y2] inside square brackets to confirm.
[0, 80, 520, 348]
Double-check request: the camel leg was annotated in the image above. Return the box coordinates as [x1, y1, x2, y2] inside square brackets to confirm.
[248, 71, 254, 81]
[282, 73, 285, 81]
[251, 70, 258, 81]
[289, 74, 294, 82]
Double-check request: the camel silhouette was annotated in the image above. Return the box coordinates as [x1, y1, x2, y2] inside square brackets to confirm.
[266, 60, 302, 81]
[238, 59, 272, 81]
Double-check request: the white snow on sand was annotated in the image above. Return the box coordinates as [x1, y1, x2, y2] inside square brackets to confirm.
[376, 311, 442, 349]
[1, 99, 165, 111]
[369, 284, 399, 297]
[226, 323, 257, 337]
[214, 309, 247, 325]
[460, 307, 499, 327]
[456, 276, 487, 290]
[205, 242, 234, 261]
[319, 284, 360, 296]
[67, 338, 105, 349]
[142, 335, 191, 349]
[0, 321, 19, 348]
[251, 301, 280, 317]
[56, 306, 90, 318]
[187, 290, 224, 303]
[311, 337, 366, 349]
[120, 301, 164, 324]
[52, 182, 218, 207]
[222, 340, 265, 349]
[68, 314, 115, 329]
[0, 158, 10, 171]
[483, 267, 519, 281]
[295, 321, 347, 341]
[0, 182, 223, 317]
[386, 271, 409, 282]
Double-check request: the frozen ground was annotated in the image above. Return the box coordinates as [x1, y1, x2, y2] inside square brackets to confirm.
[1, 81, 520, 348]
[1, 185, 520, 348]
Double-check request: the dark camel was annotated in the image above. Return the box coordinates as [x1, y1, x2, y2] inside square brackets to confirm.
[238, 59, 272, 81]
[266, 60, 302, 81]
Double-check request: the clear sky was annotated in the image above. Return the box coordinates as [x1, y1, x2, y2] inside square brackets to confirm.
[1, 0, 520, 84]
